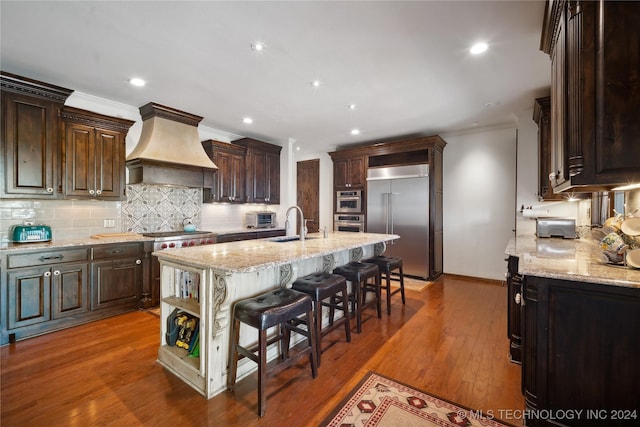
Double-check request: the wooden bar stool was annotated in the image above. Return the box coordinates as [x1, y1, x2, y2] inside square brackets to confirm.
[363, 255, 406, 315]
[227, 288, 318, 417]
[291, 272, 351, 366]
[333, 261, 381, 333]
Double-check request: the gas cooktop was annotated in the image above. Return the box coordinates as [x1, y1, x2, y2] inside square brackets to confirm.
[142, 230, 214, 238]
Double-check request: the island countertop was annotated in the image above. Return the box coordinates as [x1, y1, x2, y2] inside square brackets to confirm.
[153, 231, 399, 273]
[505, 233, 640, 288]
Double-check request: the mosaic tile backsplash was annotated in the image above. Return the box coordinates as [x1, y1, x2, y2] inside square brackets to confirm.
[123, 185, 202, 233]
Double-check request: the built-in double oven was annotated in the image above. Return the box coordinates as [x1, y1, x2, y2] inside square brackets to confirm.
[335, 189, 364, 232]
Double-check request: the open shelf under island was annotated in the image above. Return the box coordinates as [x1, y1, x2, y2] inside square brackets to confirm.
[154, 231, 399, 399]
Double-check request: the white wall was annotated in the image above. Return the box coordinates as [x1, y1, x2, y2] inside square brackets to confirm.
[441, 126, 518, 281]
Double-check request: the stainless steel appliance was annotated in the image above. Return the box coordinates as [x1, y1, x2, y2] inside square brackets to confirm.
[334, 214, 365, 232]
[336, 190, 363, 213]
[143, 230, 217, 306]
[246, 211, 277, 228]
[536, 218, 577, 238]
[367, 164, 430, 279]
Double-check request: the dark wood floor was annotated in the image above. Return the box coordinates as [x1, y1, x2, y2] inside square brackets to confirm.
[1, 275, 524, 426]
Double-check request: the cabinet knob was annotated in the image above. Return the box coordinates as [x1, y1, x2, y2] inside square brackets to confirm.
[135, 259, 142, 265]
[548, 172, 556, 182]
[89, 189, 95, 195]
[44, 271, 52, 277]
[515, 293, 522, 305]
[53, 270, 61, 276]
[96, 189, 102, 195]
[46, 187, 54, 193]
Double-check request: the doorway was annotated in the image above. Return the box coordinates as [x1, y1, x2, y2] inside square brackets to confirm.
[296, 159, 320, 234]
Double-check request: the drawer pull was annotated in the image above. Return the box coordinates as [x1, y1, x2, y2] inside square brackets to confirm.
[39, 255, 64, 262]
[111, 249, 123, 254]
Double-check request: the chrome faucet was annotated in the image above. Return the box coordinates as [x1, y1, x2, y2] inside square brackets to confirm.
[285, 205, 306, 241]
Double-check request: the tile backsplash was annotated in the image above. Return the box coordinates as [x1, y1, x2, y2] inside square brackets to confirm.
[0, 199, 122, 242]
[123, 184, 202, 233]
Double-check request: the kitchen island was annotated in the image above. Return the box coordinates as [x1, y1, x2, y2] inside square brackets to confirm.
[505, 233, 640, 426]
[154, 231, 399, 398]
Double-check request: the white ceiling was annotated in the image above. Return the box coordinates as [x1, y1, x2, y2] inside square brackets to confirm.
[1, 1, 551, 154]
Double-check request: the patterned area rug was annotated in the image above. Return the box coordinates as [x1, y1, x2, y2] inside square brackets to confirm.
[321, 372, 514, 427]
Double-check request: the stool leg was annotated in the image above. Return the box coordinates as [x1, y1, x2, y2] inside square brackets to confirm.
[306, 308, 318, 378]
[341, 286, 352, 343]
[227, 317, 240, 391]
[355, 280, 363, 334]
[399, 266, 406, 305]
[375, 274, 382, 319]
[282, 322, 290, 361]
[314, 300, 323, 367]
[258, 328, 268, 417]
[385, 271, 392, 315]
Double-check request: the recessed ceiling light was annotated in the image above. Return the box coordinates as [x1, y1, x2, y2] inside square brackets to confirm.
[470, 42, 488, 55]
[250, 42, 265, 51]
[311, 80, 321, 88]
[129, 78, 146, 87]
[243, 117, 253, 124]
[348, 104, 356, 110]
[350, 129, 360, 135]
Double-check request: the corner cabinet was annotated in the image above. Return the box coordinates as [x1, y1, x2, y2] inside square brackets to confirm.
[521, 275, 640, 426]
[234, 138, 282, 204]
[541, 1, 640, 193]
[61, 107, 134, 200]
[201, 139, 246, 203]
[1, 71, 73, 199]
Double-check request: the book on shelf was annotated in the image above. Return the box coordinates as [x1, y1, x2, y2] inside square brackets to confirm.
[174, 269, 200, 301]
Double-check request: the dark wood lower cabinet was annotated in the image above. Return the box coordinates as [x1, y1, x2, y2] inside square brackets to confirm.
[522, 276, 640, 426]
[506, 256, 522, 364]
[1, 242, 149, 345]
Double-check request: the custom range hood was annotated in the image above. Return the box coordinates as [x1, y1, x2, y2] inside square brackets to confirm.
[126, 102, 217, 188]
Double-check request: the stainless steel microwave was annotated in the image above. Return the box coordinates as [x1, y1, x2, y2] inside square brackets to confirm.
[246, 211, 276, 228]
[336, 190, 362, 213]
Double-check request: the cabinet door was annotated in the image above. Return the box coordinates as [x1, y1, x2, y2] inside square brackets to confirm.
[347, 157, 366, 188]
[7, 266, 52, 329]
[2, 92, 60, 197]
[506, 256, 522, 363]
[230, 153, 246, 202]
[94, 128, 123, 199]
[265, 151, 280, 204]
[91, 258, 142, 310]
[521, 276, 538, 411]
[333, 156, 366, 189]
[52, 262, 89, 319]
[64, 122, 96, 198]
[333, 158, 350, 189]
[247, 150, 280, 204]
[549, 7, 567, 190]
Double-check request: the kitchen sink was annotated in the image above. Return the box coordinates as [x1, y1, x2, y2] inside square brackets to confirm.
[269, 235, 317, 242]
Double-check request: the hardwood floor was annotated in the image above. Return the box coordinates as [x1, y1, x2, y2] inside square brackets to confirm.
[1, 275, 524, 426]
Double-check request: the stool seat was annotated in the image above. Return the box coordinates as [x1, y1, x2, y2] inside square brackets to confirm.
[363, 256, 405, 315]
[234, 288, 312, 330]
[228, 288, 317, 417]
[292, 272, 351, 366]
[333, 261, 381, 333]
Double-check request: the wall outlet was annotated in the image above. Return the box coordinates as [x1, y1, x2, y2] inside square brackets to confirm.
[104, 219, 116, 228]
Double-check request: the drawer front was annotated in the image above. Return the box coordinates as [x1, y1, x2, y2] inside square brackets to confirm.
[7, 248, 89, 269]
[92, 243, 142, 260]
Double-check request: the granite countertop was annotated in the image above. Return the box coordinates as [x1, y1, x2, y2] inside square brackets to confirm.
[154, 231, 399, 273]
[0, 233, 153, 253]
[505, 232, 640, 288]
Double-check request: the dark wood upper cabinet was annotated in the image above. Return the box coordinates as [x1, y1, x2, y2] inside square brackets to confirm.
[1, 72, 73, 199]
[534, 96, 565, 201]
[61, 107, 134, 200]
[234, 138, 281, 204]
[541, 0, 640, 193]
[331, 155, 367, 190]
[202, 139, 246, 203]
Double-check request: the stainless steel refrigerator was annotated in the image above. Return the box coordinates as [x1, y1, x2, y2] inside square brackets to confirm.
[366, 164, 430, 279]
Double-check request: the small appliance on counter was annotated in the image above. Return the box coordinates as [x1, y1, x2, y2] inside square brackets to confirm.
[246, 211, 276, 228]
[10, 223, 52, 243]
[536, 218, 577, 239]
